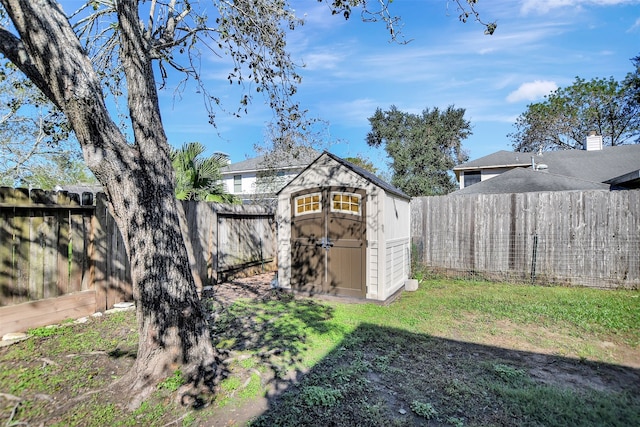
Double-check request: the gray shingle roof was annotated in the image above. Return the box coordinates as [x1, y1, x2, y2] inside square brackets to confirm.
[605, 169, 640, 188]
[220, 147, 320, 173]
[454, 145, 640, 184]
[57, 184, 104, 194]
[277, 151, 410, 200]
[452, 167, 610, 195]
[529, 145, 640, 183]
[454, 150, 532, 170]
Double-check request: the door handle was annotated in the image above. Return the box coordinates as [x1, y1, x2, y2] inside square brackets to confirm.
[316, 237, 334, 250]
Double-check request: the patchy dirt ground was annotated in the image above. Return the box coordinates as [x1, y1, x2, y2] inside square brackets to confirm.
[203, 273, 277, 305]
[1, 273, 638, 426]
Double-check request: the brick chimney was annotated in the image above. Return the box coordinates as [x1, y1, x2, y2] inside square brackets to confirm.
[584, 131, 603, 151]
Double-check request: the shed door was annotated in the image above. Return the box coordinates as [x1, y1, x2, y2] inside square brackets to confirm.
[291, 188, 366, 298]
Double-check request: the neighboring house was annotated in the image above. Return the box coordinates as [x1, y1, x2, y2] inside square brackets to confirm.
[54, 184, 104, 205]
[453, 135, 640, 195]
[220, 148, 319, 204]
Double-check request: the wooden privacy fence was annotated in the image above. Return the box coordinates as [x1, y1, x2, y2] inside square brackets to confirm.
[181, 201, 276, 285]
[0, 187, 275, 336]
[0, 188, 100, 336]
[411, 190, 640, 289]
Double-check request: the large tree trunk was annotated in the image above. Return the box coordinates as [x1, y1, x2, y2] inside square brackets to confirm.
[0, 0, 217, 407]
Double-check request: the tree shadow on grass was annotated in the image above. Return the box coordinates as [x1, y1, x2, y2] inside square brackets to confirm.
[205, 290, 337, 385]
[245, 322, 640, 427]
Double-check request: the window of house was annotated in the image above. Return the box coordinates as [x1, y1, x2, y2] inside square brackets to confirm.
[294, 193, 322, 216]
[463, 171, 481, 188]
[233, 175, 242, 193]
[330, 192, 361, 215]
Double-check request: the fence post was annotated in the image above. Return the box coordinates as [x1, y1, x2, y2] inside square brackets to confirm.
[530, 233, 538, 283]
[177, 201, 203, 293]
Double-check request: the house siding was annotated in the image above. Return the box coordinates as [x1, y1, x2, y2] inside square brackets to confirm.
[222, 170, 302, 196]
[460, 167, 517, 189]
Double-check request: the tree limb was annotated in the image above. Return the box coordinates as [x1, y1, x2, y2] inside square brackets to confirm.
[0, 26, 60, 108]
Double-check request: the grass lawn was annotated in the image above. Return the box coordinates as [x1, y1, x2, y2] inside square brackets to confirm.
[1, 278, 638, 426]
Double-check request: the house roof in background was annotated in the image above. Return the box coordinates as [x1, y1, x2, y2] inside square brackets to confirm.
[454, 145, 640, 184]
[221, 147, 320, 174]
[454, 150, 532, 170]
[451, 168, 610, 195]
[605, 169, 640, 189]
[57, 184, 104, 194]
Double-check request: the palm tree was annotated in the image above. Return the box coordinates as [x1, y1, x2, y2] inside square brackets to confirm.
[170, 142, 237, 203]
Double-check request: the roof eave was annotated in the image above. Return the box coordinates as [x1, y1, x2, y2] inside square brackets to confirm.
[453, 163, 531, 171]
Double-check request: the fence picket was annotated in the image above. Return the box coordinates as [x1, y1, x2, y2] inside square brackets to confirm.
[28, 211, 44, 299]
[56, 208, 71, 294]
[42, 211, 58, 299]
[69, 211, 85, 293]
[0, 209, 15, 303]
[411, 190, 640, 289]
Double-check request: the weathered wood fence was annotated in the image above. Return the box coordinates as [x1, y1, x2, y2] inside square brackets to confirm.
[0, 187, 275, 336]
[411, 190, 640, 289]
[181, 201, 276, 285]
[4, 186, 638, 335]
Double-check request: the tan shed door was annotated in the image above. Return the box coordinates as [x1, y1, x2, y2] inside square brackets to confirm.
[290, 187, 366, 298]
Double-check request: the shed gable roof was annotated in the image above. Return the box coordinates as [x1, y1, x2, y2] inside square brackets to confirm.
[278, 151, 410, 200]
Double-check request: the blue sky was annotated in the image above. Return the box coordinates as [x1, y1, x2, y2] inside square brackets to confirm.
[83, 1, 640, 171]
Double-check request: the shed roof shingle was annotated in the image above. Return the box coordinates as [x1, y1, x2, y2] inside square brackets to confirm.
[277, 151, 410, 200]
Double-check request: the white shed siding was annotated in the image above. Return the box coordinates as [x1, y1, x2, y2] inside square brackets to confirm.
[277, 152, 411, 302]
[365, 186, 382, 299]
[276, 195, 293, 288]
[276, 155, 378, 291]
[384, 193, 410, 240]
[382, 193, 411, 299]
[367, 241, 379, 299]
[384, 238, 410, 298]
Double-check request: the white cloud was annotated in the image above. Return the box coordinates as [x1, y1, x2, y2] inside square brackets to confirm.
[324, 98, 379, 125]
[629, 17, 640, 32]
[301, 52, 343, 70]
[506, 80, 557, 103]
[521, 0, 640, 14]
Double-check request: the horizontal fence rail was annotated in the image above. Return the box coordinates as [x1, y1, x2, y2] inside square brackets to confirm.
[411, 190, 640, 289]
[0, 187, 276, 336]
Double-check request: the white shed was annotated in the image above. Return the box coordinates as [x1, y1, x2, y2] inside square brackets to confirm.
[276, 151, 412, 302]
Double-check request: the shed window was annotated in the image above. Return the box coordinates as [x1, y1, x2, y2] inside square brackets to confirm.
[331, 192, 361, 215]
[294, 193, 322, 215]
